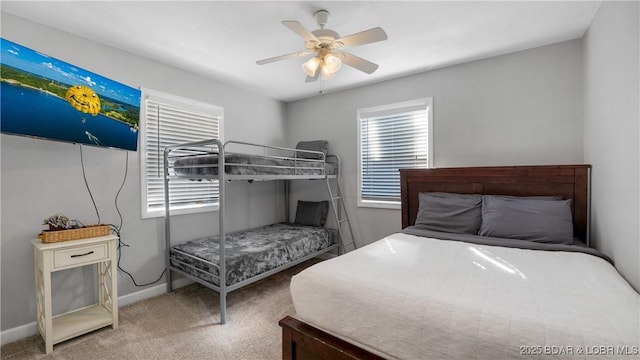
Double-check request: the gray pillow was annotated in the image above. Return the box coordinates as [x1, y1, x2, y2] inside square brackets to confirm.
[479, 195, 573, 244]
[295, 140, 328, 160]
[294, 200, 329, 227]
[487, 195, 563, 201]
[415, 192, 482, 234]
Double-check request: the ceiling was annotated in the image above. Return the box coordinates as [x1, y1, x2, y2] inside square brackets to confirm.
[1, 1, 600, 102]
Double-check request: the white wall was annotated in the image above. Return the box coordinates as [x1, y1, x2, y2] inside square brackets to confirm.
[286, 40, 585, 246]
[583, 1, 640, 291]
[1, 13, 287, 332]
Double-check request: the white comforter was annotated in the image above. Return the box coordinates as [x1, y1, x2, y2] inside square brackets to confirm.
[291, 233, 640, 359]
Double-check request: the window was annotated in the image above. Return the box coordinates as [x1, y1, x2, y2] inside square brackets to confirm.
[140, 89, 223, 218]
[357, 98, 433, 209]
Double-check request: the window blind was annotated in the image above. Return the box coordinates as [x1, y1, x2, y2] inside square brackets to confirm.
[143, 98, 221, 213]
[360, 106, 429, 203]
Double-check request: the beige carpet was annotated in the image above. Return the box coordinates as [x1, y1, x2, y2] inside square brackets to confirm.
[1, 259, 321, 360]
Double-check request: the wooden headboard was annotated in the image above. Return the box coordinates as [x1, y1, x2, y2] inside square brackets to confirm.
[400, 165, 591, 241]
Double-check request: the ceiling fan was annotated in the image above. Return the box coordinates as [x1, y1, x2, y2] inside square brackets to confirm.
[256, 9, 388, 82]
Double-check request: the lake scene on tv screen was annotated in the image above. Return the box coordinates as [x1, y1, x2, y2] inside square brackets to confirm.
[1, 38, 141, 151]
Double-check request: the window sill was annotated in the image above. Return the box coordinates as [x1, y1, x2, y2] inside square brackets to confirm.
[142, 204, 219, 219]
[357, 200, 400, 210]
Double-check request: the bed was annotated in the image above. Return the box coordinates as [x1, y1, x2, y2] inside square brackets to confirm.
[172, 152, 337, 177]
[281, 165, 640, 360]
[163, 139, 352, 324]
[166, 139, 337, 180]
[169, 223, 335, 288]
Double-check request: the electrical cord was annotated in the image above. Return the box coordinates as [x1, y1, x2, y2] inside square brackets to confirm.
[114, 151, 127, 232]
[111, 224, 166, 287]
[79, 145, 101, 224]
[112, 151, 166, 287]
[80, 145, 165, 287]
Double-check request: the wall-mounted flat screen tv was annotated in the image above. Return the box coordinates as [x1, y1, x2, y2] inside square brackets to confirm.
[1, 38, 141, 151]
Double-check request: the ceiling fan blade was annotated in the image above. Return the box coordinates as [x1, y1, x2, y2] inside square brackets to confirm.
[340, 52, 379, 74]
[256, 50, 311, 65]
[282, 20, 319, 43]
[305, 68, 320, 82]
[335, 27, 387, 48]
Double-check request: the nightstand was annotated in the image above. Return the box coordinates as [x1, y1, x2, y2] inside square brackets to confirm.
[31, 235, 119, 354]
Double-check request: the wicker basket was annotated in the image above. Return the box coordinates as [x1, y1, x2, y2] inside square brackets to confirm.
[38, 224, 110, 243]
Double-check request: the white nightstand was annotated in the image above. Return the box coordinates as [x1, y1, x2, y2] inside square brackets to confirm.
[31, 235, 119, 354]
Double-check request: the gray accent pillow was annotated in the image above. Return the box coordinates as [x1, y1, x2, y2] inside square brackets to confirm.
[294, 200, 329, 227]
[296, 140, 328, 160]
[487, 195, 563, 201]
[479, 195, 573, 244]
[415, 192, 482, 235]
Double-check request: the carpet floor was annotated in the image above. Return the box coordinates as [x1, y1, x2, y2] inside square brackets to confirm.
[1, 259, 321, 360]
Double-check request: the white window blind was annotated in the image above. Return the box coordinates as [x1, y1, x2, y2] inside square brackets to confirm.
[358, 98, 433, 208]
[140, 89, 223, 218]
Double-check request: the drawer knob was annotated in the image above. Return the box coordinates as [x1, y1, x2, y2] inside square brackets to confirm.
[70, 251, 94, 258]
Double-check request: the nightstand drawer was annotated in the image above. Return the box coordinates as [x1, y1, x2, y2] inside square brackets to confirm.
[53, 243, 109, 269]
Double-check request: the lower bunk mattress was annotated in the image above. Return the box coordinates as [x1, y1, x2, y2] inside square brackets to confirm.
[173, 153, 336, 177]
[170, 223, 335, 287]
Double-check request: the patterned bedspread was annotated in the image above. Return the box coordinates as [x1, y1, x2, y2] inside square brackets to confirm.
[173, 153, 336, 177]
[170, 223, 335, 287]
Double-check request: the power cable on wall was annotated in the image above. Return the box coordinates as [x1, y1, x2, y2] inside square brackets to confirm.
[112, 151, 166, 287]
[79, 145, 101, 224]
[79, 145, 165, 287]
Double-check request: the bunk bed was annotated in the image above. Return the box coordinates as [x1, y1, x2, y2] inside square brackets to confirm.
[162, 139, 353, 324]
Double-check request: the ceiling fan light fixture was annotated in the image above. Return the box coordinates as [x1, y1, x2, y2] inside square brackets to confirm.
[323, 53, 342, 75]
[302, 57, 321, 76]
[258, 9, 387, 83]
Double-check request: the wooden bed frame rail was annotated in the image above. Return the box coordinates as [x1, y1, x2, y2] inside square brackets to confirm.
[280, 316, 384, 360]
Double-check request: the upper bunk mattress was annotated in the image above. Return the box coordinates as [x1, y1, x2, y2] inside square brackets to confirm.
[170, 223, 335, 287]
[172, 153, 336, 177]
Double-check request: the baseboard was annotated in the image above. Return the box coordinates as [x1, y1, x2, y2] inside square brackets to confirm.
[118, 277, 192, 307]
[0, 322, 35, 347]
[0, 278, 192, 346]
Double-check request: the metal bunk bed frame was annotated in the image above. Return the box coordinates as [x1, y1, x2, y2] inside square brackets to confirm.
[162, 139, 356, 324]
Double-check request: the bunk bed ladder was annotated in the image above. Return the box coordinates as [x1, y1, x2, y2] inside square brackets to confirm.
[326, 178, 357, 253]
